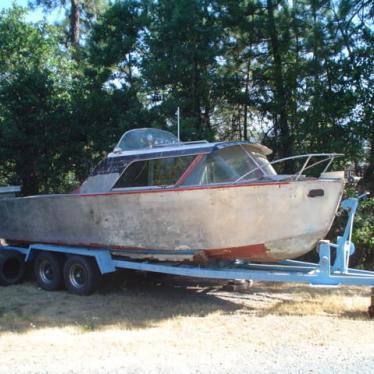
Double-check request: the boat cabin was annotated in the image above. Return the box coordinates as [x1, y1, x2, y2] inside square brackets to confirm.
[80, 128, 277, 194]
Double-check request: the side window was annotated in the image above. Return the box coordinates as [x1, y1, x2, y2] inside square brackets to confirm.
[217, 147, 261, 179]
[115, 160, 148, 188]
[182, 154, 238, 185]
[113, 156, 195, 189]
[252, 152, 277, 176]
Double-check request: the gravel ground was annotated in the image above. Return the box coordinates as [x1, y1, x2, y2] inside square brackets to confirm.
[0, 274, 373, 374]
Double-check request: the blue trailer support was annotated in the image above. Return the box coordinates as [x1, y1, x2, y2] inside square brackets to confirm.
[0, 244, 116, 274]
[0, 193, 373, 288]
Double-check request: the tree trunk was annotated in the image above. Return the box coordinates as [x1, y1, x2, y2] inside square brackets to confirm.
[204, 104, 211, 138]
[266, 0, 293, 172]
[191, 50, 202, 138]
[21, 169, 39, 196]
[71, 0, 80, 46]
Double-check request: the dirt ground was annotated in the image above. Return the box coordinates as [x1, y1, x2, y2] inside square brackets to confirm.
[0, 271, 373, 373]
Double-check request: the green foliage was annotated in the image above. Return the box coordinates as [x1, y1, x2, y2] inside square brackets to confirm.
[85, 0, 152, 161]
[29, 0, 109, 45]
[300, 190, 374, 269]
[89, 0, 144, 68]
[351, 197, 374, 269]
[0, 7, 77, 194]
[327, 188, 374, 270]
[142, 0, 223, 140]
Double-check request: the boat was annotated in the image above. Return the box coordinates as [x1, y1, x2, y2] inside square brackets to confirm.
[0, 128, 345, 263]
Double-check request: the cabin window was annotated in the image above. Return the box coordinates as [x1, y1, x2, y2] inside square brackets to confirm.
[116, 128, 179, 151]
[182, 146, 275, 186]
[113, 156, 195, 189]
[251, 152, 277, 176]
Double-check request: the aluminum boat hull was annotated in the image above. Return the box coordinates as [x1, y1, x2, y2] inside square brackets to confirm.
[0, 179, 344, 262]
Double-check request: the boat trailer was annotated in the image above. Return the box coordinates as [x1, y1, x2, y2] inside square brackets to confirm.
[0, 193, 373, 314]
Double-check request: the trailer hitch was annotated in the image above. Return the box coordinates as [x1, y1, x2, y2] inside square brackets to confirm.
[330, 192, 370, 275]
[339, 192, 373, 319]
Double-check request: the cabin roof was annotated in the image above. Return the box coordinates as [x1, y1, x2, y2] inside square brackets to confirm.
[91, 140, 272, 177]
[111, 128, 271, 157]
[108, 140, 272, 158]
[89, 128, 272, 177]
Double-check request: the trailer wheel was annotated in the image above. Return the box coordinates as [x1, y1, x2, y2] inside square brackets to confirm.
[63, 256, 100, 295]
[34, 252, 64, 291]
[0, 251, 26, 286]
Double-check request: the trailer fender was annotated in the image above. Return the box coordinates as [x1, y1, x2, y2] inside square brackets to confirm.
[28, 244, 116, 274]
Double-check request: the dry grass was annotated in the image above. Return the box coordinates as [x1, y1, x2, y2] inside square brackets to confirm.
[262, 292, 369, 317]
[0, 272, 371, 334]
[0, 272, 373, 373]
[247, 283, 371, 318]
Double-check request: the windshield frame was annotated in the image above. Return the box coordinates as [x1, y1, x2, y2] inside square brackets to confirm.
[110, 154, 200, 191]
[181, 145, 276, 187]
[110, 145, 277, 191]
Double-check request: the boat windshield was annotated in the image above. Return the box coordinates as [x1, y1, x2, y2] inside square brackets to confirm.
[116, 128, 179, 151]
[182, 145, 276, 186]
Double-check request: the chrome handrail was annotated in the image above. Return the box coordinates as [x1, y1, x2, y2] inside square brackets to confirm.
[234, 153, 344, 183]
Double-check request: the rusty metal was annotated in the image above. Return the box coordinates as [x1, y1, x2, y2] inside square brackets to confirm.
[222, 279, 254, 292]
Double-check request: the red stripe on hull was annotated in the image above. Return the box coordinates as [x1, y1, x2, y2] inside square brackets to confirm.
[7, 239, 272, 261]
[205, 243, 272, 261]
[75, 181, 290, 198]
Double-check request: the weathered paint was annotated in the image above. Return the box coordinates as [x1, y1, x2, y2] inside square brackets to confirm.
[204, 243, 270, 261]
[0, 178, 344, 262]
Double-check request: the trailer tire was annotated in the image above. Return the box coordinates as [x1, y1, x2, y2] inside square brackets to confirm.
[63, 255, 100, 295]
[34, 252, 64, 291]
[0, 251, 26, 286]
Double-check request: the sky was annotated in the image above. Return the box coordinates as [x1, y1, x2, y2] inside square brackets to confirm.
[0, 0, 63, 23]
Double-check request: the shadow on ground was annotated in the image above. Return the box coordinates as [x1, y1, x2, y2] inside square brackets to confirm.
[0, 271, 248, 333]
[0, 271, 371, 334]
